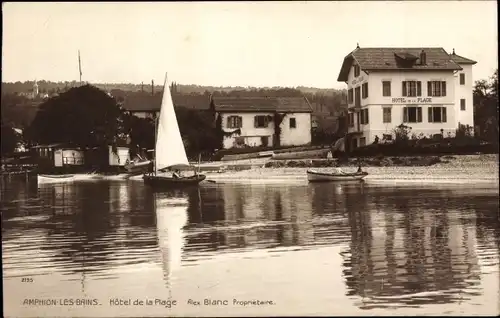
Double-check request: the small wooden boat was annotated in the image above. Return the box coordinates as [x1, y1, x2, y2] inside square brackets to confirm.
[124, 157, 153, 174]
[307, 169, 368, 182]
[38, 174, 75, 183]
[143, 172, 206, 188]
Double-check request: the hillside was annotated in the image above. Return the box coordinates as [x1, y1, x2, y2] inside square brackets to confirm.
[1, 81, 344, 96]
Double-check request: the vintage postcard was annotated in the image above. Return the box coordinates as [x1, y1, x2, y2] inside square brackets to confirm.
[1, 1, 499, 317]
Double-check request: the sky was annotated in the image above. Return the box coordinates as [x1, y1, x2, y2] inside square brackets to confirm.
[2, 1, 498, 89]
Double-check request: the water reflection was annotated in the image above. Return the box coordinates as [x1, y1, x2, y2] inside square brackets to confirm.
[342, 187, 486, 309]
[153, 190, 189, 295]
[2, 180, 499, 315]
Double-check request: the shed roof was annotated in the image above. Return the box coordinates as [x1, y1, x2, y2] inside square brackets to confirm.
[122, 93, 210, 112]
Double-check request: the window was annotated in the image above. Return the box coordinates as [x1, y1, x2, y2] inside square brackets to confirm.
[362, 83, 369, 99]
[254, 115, 269, 128]
[428, 106, 447, 123]
[460, 99, 466, 111]
[427, 81, 447, 97]
[402, 81, 422, 97]
[348, 89, 353, 103]
[261, 136, 269, 147]
[227, 115, 242, 128]
[355, 87, 361, 106]
[403, 106, 422, 123]
[460, 73, 465, 85]
[354, 65, 360, 77]
[359, 137, 366, 147]
[289, 117, 296, 128]
[348, 113, 354, 127]
[382, 81, 391, 97]
[382, 107, 391, 123]
[359, 109, 369, 125]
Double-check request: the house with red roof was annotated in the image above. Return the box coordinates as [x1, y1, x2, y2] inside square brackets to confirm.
[211, 96, 313, 149]
[337, 45, 477, 148]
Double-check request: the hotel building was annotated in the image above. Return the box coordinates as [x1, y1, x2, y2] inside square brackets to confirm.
[337, 46, 476, 148]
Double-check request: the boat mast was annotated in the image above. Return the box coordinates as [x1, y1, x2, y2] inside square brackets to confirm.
[78, 50, 82, 85]
[153, 79, 157, 174]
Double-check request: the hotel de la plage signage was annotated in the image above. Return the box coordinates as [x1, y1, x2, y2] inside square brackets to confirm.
[391, 97, 432, 104]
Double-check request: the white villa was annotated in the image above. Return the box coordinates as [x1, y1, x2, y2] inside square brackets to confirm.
[337, 45, 477, 148]
[212, 97, 313, 149]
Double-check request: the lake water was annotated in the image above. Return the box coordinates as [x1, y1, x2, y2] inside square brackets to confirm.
[2, 179, 499, 317]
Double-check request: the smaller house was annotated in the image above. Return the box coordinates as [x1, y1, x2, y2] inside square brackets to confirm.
[212, 97, 313, 149]
[32, 143, 86, 173]
[108, 146, 130, 167]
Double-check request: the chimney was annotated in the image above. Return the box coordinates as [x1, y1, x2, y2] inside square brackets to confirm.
[420, 50, 427, 65]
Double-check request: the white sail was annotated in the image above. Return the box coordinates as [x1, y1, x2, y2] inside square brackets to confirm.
[154, 192, 188, 290]
[155, 74, 189, 171]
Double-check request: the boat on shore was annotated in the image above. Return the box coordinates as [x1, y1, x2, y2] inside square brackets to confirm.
[143, 73, 206, 190]
[124, 155, 153, 174]
[307, 169, 368, 182]
[38, 174, 76, 183]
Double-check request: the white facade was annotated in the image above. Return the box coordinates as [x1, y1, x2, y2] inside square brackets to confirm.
[219, 112, 312, 149]
[343, 57, 475, 147]
[108, 146, 131, 166]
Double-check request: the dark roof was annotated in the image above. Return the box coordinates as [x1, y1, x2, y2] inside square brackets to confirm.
[449, 52, 477, 65]
[122, 93, 210, 111]
[212, 97, 313, 113]
[337, 47, 464, 81]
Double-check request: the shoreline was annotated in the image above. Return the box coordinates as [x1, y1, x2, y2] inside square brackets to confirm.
[204, 154, 499, 186]
[33, 154, 498, 186]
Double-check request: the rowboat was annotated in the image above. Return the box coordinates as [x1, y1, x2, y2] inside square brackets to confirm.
[307, 169, 368, 182]
[38, 174, 75, 183]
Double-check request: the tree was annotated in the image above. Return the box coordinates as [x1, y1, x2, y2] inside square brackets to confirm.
[1, 120, 20, 155]
[473, 69, 499, 144]
[122, 113, 155, 158]
[25, 85, 124, 149]
[175, 107, 219, 159]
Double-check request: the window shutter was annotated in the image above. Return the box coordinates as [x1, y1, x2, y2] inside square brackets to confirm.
[428, 107, 433, 122]
[254, 116, 258, 128]
[427, 82, 432, 97]
[227, 116, 231, 128]
[238, 116, 242, 128]
[417, 81, 422, 96]
[365, 109, 369, 124]
[403, 107, 408, 122]
[441, 81, 446, 96]
[442, 107, 447, 122]
[417, 107, 422, 122]
[402, 81, 407, 96]
[365, 83, 369, 98]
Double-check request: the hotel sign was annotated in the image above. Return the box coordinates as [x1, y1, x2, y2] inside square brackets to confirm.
[391, 97, 432, 104]
[351, 76, 365, 85]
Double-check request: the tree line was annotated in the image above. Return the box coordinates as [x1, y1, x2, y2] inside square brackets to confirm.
[1, 70, 497, 158]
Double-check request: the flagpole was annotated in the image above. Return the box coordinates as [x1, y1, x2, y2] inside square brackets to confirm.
[78, 50, 82, 85]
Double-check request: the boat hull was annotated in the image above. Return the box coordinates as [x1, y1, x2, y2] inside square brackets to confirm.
[124, 160, 153, 174]
[38, 174, 75, 183]
[143, 173, 206, 189]
[307, 169, 368, 182]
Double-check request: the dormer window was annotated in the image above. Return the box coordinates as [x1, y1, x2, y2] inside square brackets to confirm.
[354, 65, 360, 77]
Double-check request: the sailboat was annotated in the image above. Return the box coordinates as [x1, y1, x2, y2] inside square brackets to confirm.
[143, 73, 206, 188]
[154, 191, 188, 294]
